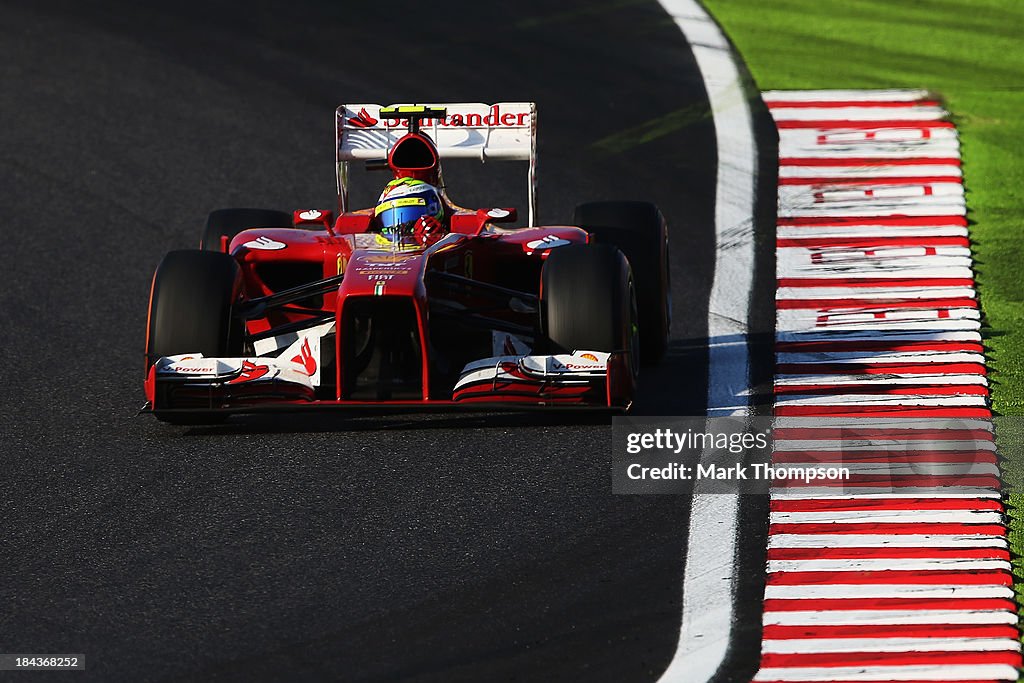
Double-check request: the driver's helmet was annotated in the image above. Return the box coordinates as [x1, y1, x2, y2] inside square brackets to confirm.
[374, 178, 447, 248]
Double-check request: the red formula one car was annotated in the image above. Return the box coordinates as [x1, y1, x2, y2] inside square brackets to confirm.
[143, 103, 670, 422]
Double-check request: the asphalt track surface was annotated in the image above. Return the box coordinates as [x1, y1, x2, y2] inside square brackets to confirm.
[1, 2, 770, 681]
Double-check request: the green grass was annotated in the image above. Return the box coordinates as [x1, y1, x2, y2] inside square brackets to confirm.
[702, 0, 1024, 410]
[700, 0, 1024, 656]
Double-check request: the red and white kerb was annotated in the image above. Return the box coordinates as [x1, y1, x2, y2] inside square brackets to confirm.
[756, 90, 1020, 682]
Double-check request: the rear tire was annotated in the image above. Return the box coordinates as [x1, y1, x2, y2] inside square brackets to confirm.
[200, 208, 292, 252]
[146, 250, 244, 423]
[540, 244, 638, 379]
[572, 201, 670, 364]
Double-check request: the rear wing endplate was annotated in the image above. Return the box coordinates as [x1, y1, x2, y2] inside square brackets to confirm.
[336, 102, 538, 226]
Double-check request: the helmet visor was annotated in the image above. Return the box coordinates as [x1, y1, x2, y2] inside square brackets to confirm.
[375, 197, 430, 232]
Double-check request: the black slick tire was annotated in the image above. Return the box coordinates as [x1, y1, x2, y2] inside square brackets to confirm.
[572, 201, 670, 364]
[145, 249, 244, 423]
[540, 244, 638, 379]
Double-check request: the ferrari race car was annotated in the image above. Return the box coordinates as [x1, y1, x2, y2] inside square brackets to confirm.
[143, 103, 670, 422]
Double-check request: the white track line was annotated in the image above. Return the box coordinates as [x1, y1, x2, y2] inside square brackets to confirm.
[764, 585, 1015, 600]
[780, 165, 963, 179]
[764, 610, 1019, 627]
[770, 491, 999, 501]
[772, 439, 996, 451]
[776, 288, 977, 300]
[655, 2, 757, 682]
[772, 417, 994, 429]
[767, 534, 1007, 549]
[773, 395, 988, 407]
[763, 89, 933, 102]
[771, 488, 1002, 500]
[769, 462, 1000, 475]
[779, 134, 959, 150]
[780, 204, 967, 219]
[762, 637, 1021, 654]
[768, 106, 948, 121]
[776, 351, 985, 364]
[754, 664, 1020, 682]
[775, 374, 989, 386]
[770, 511, 1005, 524]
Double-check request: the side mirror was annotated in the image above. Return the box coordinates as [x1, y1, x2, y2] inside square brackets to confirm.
[293, 209, 334, 229]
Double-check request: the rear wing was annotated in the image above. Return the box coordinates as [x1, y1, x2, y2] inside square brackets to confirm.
[336, 102, 538, 226]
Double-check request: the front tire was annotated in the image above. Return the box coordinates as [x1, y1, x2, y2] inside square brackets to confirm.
[145, 250, 244, 423]
[540, 244, 638, 380]
[572, 201, 670, 364]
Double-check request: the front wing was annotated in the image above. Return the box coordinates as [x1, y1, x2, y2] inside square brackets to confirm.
[145, 349, 634, 415]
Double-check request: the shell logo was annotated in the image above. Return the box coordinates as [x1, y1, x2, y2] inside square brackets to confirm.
[580, 353, 599, 362]
[525, 235, 571, 252]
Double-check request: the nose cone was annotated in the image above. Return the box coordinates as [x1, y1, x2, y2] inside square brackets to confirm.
[340, 250, 427, 299]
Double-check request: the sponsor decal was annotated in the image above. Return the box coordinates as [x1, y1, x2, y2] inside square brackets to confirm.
[465, 250, 474, 279]
[347, 105, 529, 130]
[580, 353, 600, 362]
[336, 253, 346, 275]
[359, 254, 417, 265]
[355, 267, 411, 276]
[347, 107, 379, 128]
[379, 180, 431, 201]
[375, 197, 426, 215]
[291, 338, 317, 376]
[298, 209, 322, 221]
[487, 208, 511, 219]
[551, 357, 604, 372]
[374, 280, 385, 296]
[168, 365, 217, 374]
[383, 106, 530, 129]
[526, 235, 571, 252]
[228, 361, 270, 384]
[557, 362, 603, 371]
[243, 236, 287, 251]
